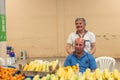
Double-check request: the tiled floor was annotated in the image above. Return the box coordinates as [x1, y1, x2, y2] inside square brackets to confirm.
[13, 57, 120, 71]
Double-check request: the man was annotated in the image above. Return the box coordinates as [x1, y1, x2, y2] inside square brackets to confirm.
[64, 38, 97, 73]
[66, 18, 96, 55]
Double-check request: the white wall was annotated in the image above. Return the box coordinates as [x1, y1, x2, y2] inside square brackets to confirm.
[6, 0, 120, 58]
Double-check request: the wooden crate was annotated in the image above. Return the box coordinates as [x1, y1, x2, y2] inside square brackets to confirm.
[20, 70, 55, 77]
[18, 63, 59, 77]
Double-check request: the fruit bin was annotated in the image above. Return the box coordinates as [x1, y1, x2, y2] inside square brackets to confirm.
[18, 60, 59, 77]
[20, 70, 55, 77]
[33, 68, 120, 80]
[0, 66, 25, 80]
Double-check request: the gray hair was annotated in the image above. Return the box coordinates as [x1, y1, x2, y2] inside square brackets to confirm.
[75, 18, 86, 25]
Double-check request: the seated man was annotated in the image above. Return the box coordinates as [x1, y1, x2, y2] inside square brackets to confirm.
[64, 38, 97, 73]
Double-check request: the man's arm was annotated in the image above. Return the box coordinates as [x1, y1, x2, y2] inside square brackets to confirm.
[64, 55, 71, 66]
[89, 54, 97, 71]
[90, 43, 96, 55]
[66, 43, 73, 54]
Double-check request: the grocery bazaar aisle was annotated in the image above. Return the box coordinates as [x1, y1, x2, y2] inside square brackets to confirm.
[14, 57, 120, 71]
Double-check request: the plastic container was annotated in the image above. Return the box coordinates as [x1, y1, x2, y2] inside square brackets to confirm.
[21, 50, 27, 60]
[6, 54, 15, 65]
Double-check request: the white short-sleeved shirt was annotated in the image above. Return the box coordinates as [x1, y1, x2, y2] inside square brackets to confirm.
[67, 31, 96, 53]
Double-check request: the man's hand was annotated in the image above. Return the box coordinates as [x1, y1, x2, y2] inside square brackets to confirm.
[66, 43, 73, 54]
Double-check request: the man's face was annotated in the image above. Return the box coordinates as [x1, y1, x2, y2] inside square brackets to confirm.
[75, 20, 85, 31]
[75, 38, 85, 53]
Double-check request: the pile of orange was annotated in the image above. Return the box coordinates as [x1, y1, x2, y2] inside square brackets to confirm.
[0, 66, 25, 80]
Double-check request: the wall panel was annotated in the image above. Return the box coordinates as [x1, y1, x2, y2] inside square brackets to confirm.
[6, 0, 120, 58]
[6, 0, 58, 57]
